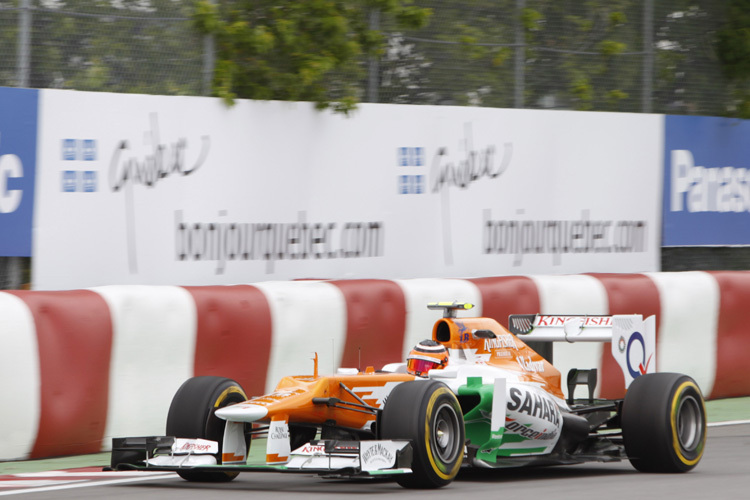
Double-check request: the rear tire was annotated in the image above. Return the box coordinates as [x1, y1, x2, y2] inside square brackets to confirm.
[166, 376, 248, 482]
[380, 380, 464, 488]
[621, 373, 706, 472]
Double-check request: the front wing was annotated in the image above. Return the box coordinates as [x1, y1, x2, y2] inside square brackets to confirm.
[109, 436, 413, 479]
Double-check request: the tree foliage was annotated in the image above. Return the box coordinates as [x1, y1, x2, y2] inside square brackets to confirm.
[717, 0, 750, 117]
[0, 0, 204, 94]
[192, 0, 431, 113]
[717, 0, 750, 80]
[372, 0, 733, 115]
[362, 0, 638, 110]
[521, 0, 637, 111]
[0, 0, 743, 118]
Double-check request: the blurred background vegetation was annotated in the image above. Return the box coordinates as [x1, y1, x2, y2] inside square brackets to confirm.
[1, 0, 749, 116]
[3, 0, 750, 288]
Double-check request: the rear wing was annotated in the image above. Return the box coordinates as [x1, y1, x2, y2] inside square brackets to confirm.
[508, 314, 656, 388]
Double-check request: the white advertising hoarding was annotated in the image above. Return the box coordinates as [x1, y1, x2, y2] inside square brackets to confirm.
[33, 90, 662, 289]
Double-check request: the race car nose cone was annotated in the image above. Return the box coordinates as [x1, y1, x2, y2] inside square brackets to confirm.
[215, 403, 268, 422]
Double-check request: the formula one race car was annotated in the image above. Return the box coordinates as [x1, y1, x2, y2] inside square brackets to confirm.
[110, 302, 707, 488]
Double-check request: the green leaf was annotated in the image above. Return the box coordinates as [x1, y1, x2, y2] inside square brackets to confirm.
[198, 0, 430, 113]
[599, 40, 626, 56]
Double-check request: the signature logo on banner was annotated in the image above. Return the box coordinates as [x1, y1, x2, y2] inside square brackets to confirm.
[430, 130, 512, 193]
[109, 113, 209, 192]
[110, 113, 210, 274]
[429, 123, 513, 266]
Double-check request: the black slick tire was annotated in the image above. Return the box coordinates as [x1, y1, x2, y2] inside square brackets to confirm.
[380, 380, 464, 488]
[621, 372, 706, 473]
[166, 376, 248, 482]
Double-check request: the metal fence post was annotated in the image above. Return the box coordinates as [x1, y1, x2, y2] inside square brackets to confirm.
[8, 257, 22, 289]
[642, 0, 654, 113]
[202, 33, 215, 96]
[17, 0, 31, 87]
[202, 0, 216, 96]
[0, 257, 22, 290]
[367, 8, 381, 103]
[514, 0, 525, 109]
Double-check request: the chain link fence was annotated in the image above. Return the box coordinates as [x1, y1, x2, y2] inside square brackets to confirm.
[0, 1, 744, 287]
[376, 0, 731, 115]
[0, 0, 735, 113]
[0, 0, 207, 94]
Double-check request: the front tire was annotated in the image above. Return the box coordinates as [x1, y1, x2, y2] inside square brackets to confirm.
[621, 373, 706, 472]
[380, 380, 464, 488]
[166, 376, 248, 482]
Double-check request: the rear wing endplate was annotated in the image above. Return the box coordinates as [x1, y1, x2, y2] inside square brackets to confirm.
[508, 314, 656, 388]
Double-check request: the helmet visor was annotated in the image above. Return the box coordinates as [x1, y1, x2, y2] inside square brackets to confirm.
[407, 357, 439, 376]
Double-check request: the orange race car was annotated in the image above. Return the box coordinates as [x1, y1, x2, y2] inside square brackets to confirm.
[110, 302, 707, 488]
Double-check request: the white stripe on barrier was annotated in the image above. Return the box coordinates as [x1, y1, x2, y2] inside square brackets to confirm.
[92, 286, 197, 445]
[395, 279, 482, 360]
[531, 275, 609, 399]
[0, 293, 39, 461]
[252, 281, 347, 392]
[645, 272, 718, 397]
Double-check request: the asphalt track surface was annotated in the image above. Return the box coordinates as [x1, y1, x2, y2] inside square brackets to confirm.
[0, 421, 747, 500]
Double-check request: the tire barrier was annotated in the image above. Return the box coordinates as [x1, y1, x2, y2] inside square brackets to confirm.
[1, 271, 748, 461]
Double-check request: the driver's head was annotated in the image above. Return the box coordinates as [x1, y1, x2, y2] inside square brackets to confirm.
[406, 339, 449, 377]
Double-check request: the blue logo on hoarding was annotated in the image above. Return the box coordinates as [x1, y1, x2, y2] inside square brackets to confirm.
[61, 138, 99, 193]
[63, 139, 77, 160]
[62, 138, 97, 161]
[398, 147, 423, 167]
[397, 146, 425, 195]
[61, 170, 98, 193]
[83, 170, 97, 191]
[82, 139, 96, 161]
[398, 174, 424, 194]
[62, 171, 78, 192]
[0, 88, 38, 257]
[663, 115, 750, 246]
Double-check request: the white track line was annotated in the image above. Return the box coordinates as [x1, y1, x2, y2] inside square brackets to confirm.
[0, 472, 176, 496]
[1, 420, 748, 496]
[13, 470, 156, 477]
[708, 419, 750, 427]
[0, 481, 84, 489]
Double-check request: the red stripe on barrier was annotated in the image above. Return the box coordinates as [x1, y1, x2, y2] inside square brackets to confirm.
[589, 274, 661, 399]
[184, 286, 273, 397]
[468, 276, 540, 329]
[329, 280, 406, 371]
[707, 272, 750, 399]
[6, 290, 112, 458]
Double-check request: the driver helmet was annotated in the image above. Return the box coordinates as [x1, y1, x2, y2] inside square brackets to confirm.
[407, 339, 449, 377]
